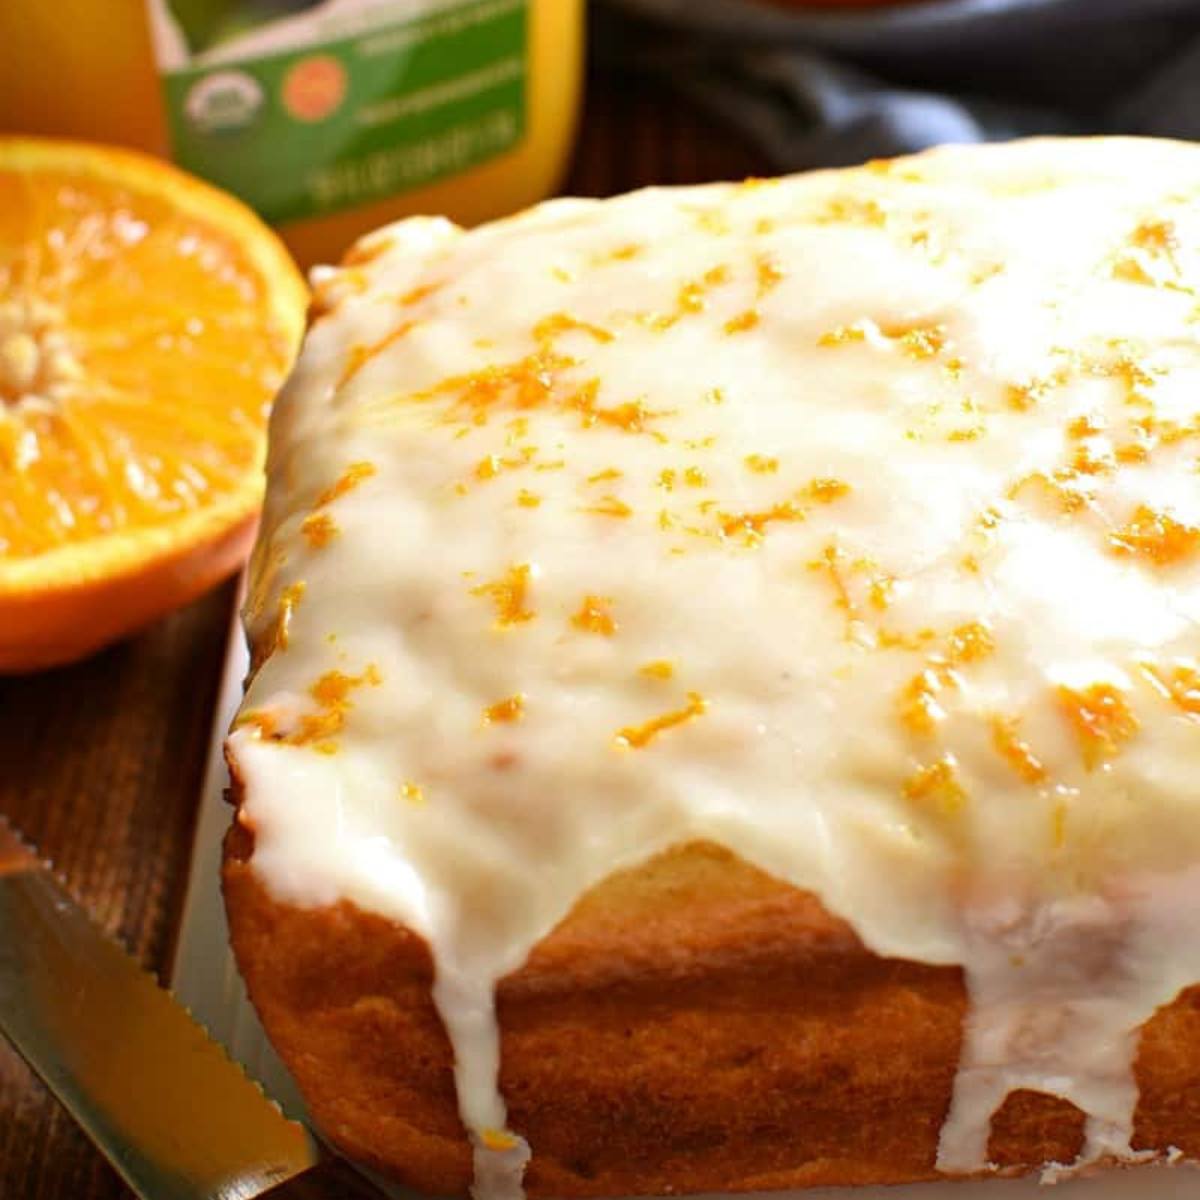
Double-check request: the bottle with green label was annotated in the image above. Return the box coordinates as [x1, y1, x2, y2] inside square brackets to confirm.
[0, 0, 584, 266]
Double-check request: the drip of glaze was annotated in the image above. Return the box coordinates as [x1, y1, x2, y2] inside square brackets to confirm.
[431, 965, 530, 1200]
[938, 868, 1200, 1178]
[470, 1135, 531, 1200]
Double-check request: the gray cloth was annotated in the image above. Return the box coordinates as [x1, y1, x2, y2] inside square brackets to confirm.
[596, 0, 1200, 170]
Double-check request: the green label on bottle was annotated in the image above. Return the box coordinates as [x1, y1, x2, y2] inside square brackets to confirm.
[146, 0, 527, 225]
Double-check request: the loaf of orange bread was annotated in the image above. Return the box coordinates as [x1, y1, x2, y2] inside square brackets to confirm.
[225, 139, 1200, 1197]
[226, 830, 1200, 1194]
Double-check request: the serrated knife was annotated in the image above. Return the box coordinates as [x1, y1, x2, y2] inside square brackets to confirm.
[0, 815, 386, 1200]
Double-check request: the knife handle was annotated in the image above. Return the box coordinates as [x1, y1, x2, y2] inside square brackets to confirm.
[260, 1156, 393, 1199]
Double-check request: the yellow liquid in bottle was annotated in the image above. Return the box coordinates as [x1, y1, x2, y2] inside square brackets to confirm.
[0, 0, 583, 266]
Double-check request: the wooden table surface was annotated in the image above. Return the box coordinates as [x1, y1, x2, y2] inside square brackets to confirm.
[0, 66, 762, 1200]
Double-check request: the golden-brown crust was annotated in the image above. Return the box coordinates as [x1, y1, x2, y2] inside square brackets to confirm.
[224, 817, 469, 1193]
[223, 780, 1200, 1197]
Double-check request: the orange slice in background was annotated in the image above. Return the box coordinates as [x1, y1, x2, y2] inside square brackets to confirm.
[0, 138, 307, 672]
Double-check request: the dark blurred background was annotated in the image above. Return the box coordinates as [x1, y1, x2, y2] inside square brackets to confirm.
[594, 0, 1200, 171]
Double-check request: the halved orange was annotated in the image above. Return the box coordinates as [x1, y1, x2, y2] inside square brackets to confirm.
[0, 138, 307, 672]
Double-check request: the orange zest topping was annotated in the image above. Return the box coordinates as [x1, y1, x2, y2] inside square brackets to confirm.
[516, 489, 541, 508]
[533, 312, 614, 345]
[818, 323, 867, 347]
[588, 468, 623, 484]
[1140, 661, 1200, 719]
[720, 499, 805, 545]
[607, 243, 642, 262]
[903, 756, 967, 816]
[805, 477, 851, 503]
[616, 691, 708, 749]
[310, 666, 380, 707]
[1115, 441, 1150, 465]
[565, 384, 668, 437]
[1072, 430, 1120, 475]
[399, 281, 439, 306]
[300, 512, 338, 549]
[745, 454, 778, 474]
[1056, 682, 1139, 769]
[316, 461, 376, 506]
[339, 322, 417, 387]
[1006, 375, 1061, 411]
[1067, 439, 1115, 477]
[1006, 383, 1037, 411]
[807, 548, 938, 649]
[868, 576, 894, 610]
[1093, 350, 1156, 405]
[583, 495, 632, 519]
[808, 543, 854, 616]
[480, 1129, 519, 1153]
[1067, 413, 1105, 440]
[474, 446, 538, 483]
[1132, 219, 1177, 253]
[676, 282, 707, 317]
[724, 309, 759, 335]
[1009, 471, 1094, 515]
[472, 563, 536, 627]
[897, 623, 995, 737]
[1108, 505, 1200, 566]
[593, 399, 663, 433]
[717, 481, 846, 546]
[1112, 220, 1181, 288]
[990, 716, 1047, 784]
[649, 265, 732, 331]
[946, 621, 995, 664]
[235, 709, 278, 739]
[756, 254, 785, 298]
[878, 625, 943, 656]
[484, 694, 525, 724]
[898, 667, 952, 737]
[891, 322, 947, 360]
[1112, 257, 1154, 286]
[948, 425, 985, 443]
[572, 594, 617, 636]
[817, 319, 947, 360]
[639, 659, 675, 680]
[411, 349, 574, 425]
[817, 195, 887, 227]
[259, 664, 384, 753]
[400, 781, 425, 805]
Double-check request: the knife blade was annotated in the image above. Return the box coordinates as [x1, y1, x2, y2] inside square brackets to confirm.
[0, 814, 386, 1200]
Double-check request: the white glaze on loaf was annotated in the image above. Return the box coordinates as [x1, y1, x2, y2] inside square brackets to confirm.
[227, 138, 1200, 1196]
